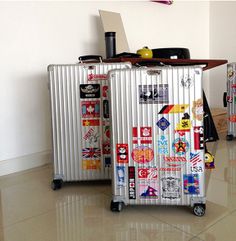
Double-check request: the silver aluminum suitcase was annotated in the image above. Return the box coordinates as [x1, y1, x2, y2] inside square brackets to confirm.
[224, 63, 236, 140]
[109, 66, 206, 216]
[48, 59, 131, 189]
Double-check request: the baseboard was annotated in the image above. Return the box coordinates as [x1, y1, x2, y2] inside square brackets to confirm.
[0, 150, 52, 176]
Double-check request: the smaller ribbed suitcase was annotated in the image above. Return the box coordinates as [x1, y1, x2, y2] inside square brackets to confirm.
[108, 66, 206, 216]
[224, 63, 236, 141]
[48, 56, 131, 190]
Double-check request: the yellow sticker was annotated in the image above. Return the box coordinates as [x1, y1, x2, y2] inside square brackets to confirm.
[176, 119, 191, 131]
[82, 160, 101, 170]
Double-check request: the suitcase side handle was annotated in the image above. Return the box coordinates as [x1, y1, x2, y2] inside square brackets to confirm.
[134, 60, 165, 67]
[78, 55, 103, 63]
[223, 92, 227, 107]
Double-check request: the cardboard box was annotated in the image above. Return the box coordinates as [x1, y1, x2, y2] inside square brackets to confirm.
[211, 108, 227, 133]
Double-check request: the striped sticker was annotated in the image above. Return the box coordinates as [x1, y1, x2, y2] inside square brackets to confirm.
[158, 104, 189, 114]
[82, 119, 100, 126]
[190, 152, 201, 166]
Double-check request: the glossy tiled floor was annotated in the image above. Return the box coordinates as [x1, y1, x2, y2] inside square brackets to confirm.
[0, 134, 236, 241]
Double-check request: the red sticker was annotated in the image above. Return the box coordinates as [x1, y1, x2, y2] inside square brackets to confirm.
[138, 168, 158, 180]
[117, 144, 129, 163]
[133, 127, 152, 144]
[103, 141, 110, 155]
[131, 146, 154, 164]
[81, 101, 100, 118]
[103, 86, 109, 98]
[229, 115, 236, 122]
[194, 126, 204, 150]
[88, 73, 107, 81]
[82, 119, 100, 126]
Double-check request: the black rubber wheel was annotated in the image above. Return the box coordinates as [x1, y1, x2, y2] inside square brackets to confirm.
[51, 179, 63, 190]
[110, 201, 123, 212]
[193, 204, 206, 217]
[226, 134, 234, 141]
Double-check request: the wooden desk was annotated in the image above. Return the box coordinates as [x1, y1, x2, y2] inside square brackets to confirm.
[105, 58, 227, 71]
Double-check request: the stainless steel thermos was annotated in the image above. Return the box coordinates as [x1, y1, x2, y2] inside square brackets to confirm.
[105, 32, 116, 59]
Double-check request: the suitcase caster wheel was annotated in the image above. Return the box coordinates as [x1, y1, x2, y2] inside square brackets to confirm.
[110, 201, 123, 212]
[193, 204, 205, 217]
[226, 134, 234, 141]
[51, 179, 62, 190]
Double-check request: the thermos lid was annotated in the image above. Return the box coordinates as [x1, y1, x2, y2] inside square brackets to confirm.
[105, 32, 116, 37]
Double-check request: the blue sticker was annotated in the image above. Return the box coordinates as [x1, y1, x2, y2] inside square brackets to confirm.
[156, 117, 170, 131]
[116, 166, 125, 187]
[104, 157, 111, 167]
[139, 184, 158, 199]
[157, 135, 169, 155]
[183, 174, 200, 194]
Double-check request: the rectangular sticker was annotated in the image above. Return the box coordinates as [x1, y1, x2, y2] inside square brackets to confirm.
[183, 174, 200, 195]
[103, 100, 109, 119]
[116, 166, 125, 187]
[102, 141, 110, 155]
[83, 128, 100, 146]
[128, 166, 136, 199]
[158, 104, 189, 114]
[82, 148, 101, 159]
[138, 168, 158, 180]
[139, 84, 169, 104]
[102, 86, 108, 98]
[82, 119, 100, 126]
[161, 177, 181, 199]
[117, 144, 129, 163]
[80, 84, 100, 98]
[194, 126, 204, 150]
[82, 160, 101, 170]
[81, 101, 100, 118]
[88, 73, 107, 81]
[139, 183, 158, 199]
[104, 157, 111, 167]
[133, 127, 152, 144]
[190, 152, 204, 173]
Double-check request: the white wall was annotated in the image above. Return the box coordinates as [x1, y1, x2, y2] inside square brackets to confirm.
[209, 1, 236, 107]
[0, 1, 209, 175]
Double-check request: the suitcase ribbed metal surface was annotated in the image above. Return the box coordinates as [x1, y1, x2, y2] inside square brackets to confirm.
[109, 66, 206, 215]
[48, 62, 131, 188]
[226, 63, 236, 139]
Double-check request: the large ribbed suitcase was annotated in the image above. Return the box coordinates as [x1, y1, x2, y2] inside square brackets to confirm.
[48, 57, 131, 189]
[224, 63, 236, 141]
[108, 66, 206, 216]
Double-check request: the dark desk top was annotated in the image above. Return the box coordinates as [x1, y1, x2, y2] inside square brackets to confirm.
[104, 58, 228, 71]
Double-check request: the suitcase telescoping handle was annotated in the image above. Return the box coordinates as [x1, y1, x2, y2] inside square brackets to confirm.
[78, 55, 103, 63]
[223, 92, 227, 107]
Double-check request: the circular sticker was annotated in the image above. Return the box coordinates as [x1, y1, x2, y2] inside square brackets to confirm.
[131, 146, 154, 164]
[172, 138, 189, 156]
[228, 67, 235, 81]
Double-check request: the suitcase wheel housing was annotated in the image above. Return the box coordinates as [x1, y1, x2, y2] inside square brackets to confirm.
[226, 134, 234, 141]
[51, 179, 63, 190]
[193, 204, 206, 217]
[110, 201, 123, 212]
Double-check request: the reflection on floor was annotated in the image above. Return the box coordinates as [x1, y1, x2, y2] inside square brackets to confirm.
[0, 133, 236, 241]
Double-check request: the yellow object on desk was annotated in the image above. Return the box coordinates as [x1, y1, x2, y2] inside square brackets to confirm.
[137, 46, 153, 59]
